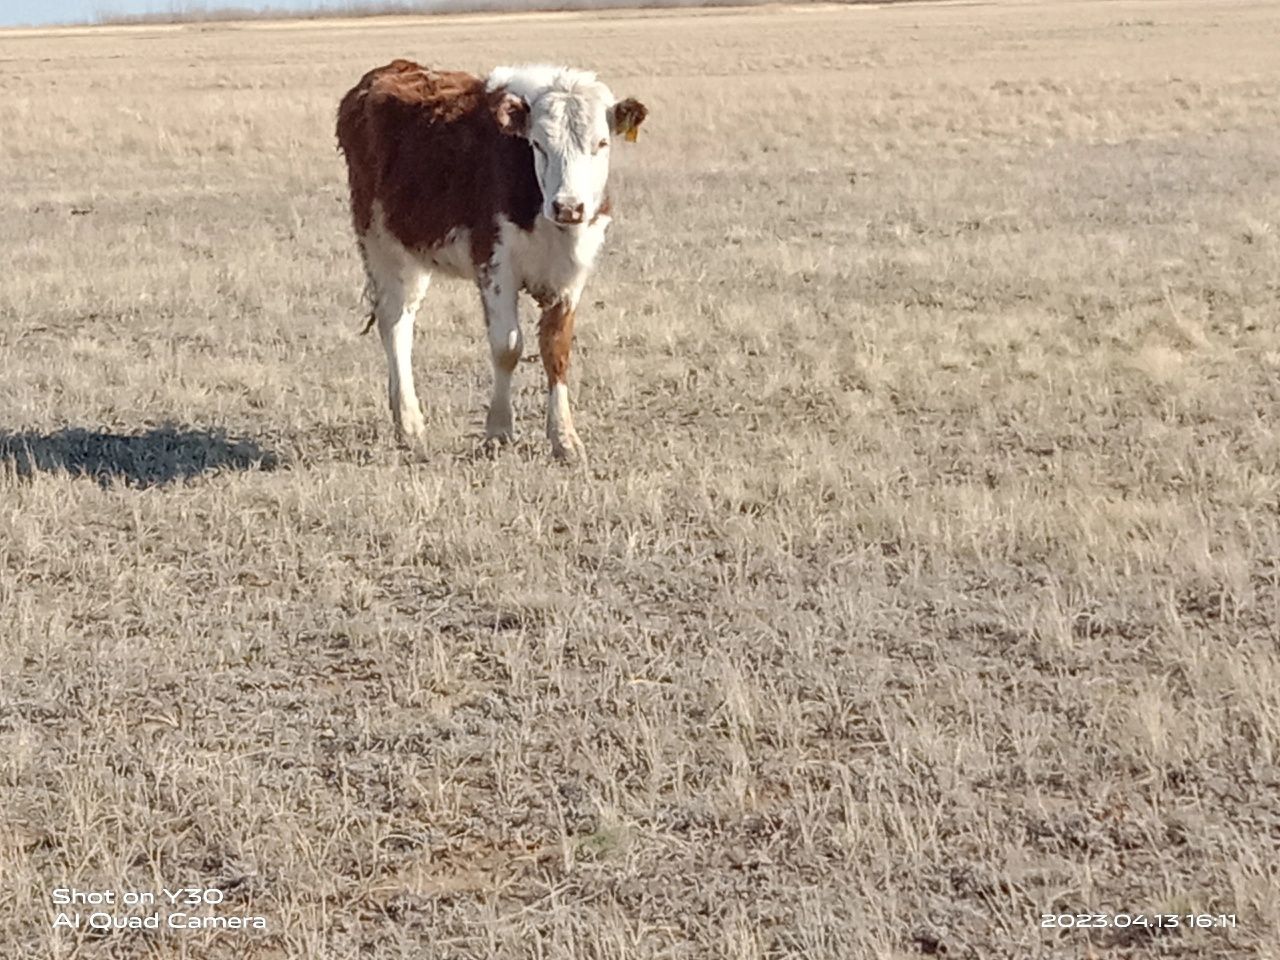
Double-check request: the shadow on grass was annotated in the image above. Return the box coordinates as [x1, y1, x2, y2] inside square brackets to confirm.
[0, 425, 280, 489]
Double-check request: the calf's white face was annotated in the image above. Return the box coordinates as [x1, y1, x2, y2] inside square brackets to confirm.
[492, 74, 648, 226]
[529, 91, 612, 225]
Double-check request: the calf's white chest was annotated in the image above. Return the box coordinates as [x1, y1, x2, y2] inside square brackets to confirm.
[499, 214, 610, 303]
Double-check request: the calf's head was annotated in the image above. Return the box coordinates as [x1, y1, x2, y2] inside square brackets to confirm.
[492, 76, 648, 226]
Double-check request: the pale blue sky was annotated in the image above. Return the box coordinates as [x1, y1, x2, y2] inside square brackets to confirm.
[1, 0, 363, 28]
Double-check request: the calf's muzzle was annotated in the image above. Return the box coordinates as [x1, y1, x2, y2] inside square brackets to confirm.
[551, 199, 585, 224]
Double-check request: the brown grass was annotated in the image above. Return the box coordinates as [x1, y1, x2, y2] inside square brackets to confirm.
[2, 1, 1280, 957]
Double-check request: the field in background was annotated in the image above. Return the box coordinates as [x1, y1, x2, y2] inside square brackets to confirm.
[86, 0, 791, 30]
[3, 1, 1280, 957]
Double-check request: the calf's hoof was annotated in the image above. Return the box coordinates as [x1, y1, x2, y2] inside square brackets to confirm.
[549, 430, 585, 463]
[484, 406, 517, 447]
[393, 412, 427, 453]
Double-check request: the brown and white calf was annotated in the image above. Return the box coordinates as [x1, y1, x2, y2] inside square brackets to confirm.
[336, 60, 648, 459]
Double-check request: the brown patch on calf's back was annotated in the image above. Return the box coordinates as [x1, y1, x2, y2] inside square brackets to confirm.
[335, 59, 542, 266]
[336, 72, 378, 235]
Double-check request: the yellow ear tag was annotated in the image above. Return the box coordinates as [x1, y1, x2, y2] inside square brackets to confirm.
[624, 127, 638, 143]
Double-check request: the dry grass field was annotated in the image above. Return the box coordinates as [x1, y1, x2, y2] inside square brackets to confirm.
[3, 0, 1280, 956]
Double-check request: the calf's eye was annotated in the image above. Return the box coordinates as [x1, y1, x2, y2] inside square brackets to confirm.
[597, 139, 609, 151]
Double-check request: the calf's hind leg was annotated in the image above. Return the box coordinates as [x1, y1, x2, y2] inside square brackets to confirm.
[367, 255, 431, 446]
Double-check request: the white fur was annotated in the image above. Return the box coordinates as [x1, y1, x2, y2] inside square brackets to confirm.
[486, 64, 600, 101]
[480, 255, 522, 443]
[546, 382, 580, 459]
[364, 201, 431, 440]
[487, 64, 616, 225]
[424, 227, 476, 279]
[498, 212, 610, 306]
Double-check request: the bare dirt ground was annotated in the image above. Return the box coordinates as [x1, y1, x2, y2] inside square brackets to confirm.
[2, 1, 1279, 957]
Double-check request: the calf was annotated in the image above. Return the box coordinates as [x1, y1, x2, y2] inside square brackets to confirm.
[336, 60, 648, 460]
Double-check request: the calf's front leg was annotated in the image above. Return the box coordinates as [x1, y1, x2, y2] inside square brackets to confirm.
[480, 271, 522, 445]
[538, 299, 584, 461]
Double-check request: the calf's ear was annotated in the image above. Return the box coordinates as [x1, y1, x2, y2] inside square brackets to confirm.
[609, 98, 648, 142]
[490, 90, 530, 137]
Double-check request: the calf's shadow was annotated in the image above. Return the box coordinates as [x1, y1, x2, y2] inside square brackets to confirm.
[0, 424, 279, 489]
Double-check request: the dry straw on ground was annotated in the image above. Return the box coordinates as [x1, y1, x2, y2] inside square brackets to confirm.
[2, 1, 1279, 957]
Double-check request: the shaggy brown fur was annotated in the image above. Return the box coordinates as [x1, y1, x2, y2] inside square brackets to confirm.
[335, 59, 542, 269]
